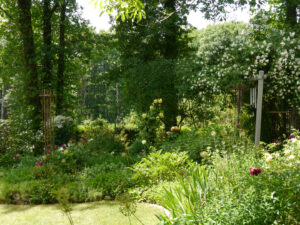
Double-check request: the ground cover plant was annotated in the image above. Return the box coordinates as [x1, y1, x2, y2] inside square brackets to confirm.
[157, 134, 300, 224]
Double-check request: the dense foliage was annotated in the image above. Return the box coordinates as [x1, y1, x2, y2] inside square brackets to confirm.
[0, 0, 299, 224]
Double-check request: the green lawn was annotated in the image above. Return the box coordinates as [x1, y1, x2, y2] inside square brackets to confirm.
[0, 201, 164, 225]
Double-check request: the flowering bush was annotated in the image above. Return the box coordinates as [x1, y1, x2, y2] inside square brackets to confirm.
[182, 22, 300, 110]
[132, 99, 165, 150]
[54, 115, 75, 146]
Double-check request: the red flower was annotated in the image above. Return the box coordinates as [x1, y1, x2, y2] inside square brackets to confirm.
[61, 144, 66, 148]
[249, 167, 262, 176]
[82, 137, 87, 144]
[54, 145, 58, 150]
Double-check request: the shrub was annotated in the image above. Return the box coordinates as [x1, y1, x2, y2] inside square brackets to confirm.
[87, 168, 133, 199]
[78, 118, 125, 154]
[132, 149, 193, 186]
[161, 121, 250, 162]
[157, 135, 300, 224]
[54, 115, 75, 146]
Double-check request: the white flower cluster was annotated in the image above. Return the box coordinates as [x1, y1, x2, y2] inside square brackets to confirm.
[185, 23, 300, 109]
[54, 115, 73, 128]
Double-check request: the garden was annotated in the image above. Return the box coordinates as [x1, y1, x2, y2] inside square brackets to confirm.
[0, 0, 299, 224]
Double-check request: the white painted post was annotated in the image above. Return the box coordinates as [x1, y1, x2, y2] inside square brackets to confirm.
[255, 71, 266, 145]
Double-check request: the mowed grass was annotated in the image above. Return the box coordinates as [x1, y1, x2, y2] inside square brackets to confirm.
[0, 201, 164, 225]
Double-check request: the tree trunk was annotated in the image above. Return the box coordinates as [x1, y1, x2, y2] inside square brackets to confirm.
[56, 1, 66, 115]
[1, 85, 6, 120]
[162, 0, 178, 131]
[42, 0, 53, 88]
[17, 0, 41, 132]
[285, 0, 298, 28]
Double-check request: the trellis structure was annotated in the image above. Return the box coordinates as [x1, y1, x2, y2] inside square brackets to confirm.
[40, 89, 55, 154]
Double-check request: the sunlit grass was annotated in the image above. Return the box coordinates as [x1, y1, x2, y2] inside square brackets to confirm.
[0, 201, 163, 225]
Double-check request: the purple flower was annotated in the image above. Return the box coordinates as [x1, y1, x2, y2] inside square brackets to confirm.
[273, 139, 280, 144]
[288, 135, 295, 139]
[35, 161, 43, 166]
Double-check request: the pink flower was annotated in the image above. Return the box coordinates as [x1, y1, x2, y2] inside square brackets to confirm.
[82, 137, 87, 144]
[249, 167, 262, 176]
[273, 139, 280, 144]
[140, 151, 145, 155]
[47, 150, 53, 154]
[235, 122, 239, 126]
[35, 161, 43, 166]
[54, 145, 58, 150]
[61, 144, 66, 149]
[15, 153, 21, 157]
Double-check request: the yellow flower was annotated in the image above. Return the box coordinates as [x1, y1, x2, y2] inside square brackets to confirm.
[158, 98, 163, 104]
[121, 152, 127, 157]
[159, 112, 164, 118]
[142, 113, 147, 119]
[142, 140, 147, 145]
[131, 118, 135, 123]
[42, 155, 47, 160]
[150, 105, 154, 110]
[200, 151, 208, 158]
[284, 150, 291, 156]
[61, 159, 66, 163]
[64, 149, 69, 154]
[154, 99, 158, 104]
[266, 156, 273, 162]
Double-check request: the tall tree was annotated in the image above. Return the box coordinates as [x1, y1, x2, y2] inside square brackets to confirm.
[56, 0, 67, 114]
[42, 0, 58, 88]
[17, 0, 41, 132]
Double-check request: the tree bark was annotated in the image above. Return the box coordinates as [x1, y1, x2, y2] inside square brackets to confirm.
[56, 0, 67, 115]
[285, 0, 298, 28]
[17, 0, 41, 132]
[42, 0, 53, 88]
[162, 0, 178, 131]
[1, 85, 5, 120]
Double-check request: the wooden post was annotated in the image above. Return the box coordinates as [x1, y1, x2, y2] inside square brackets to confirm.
[255, 71, 266, 145]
